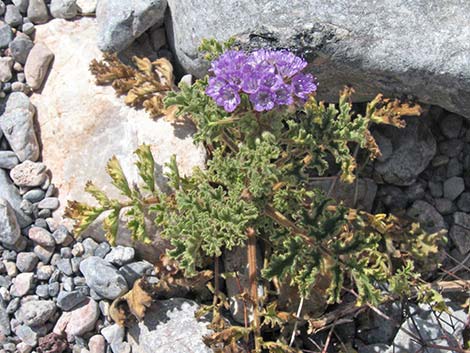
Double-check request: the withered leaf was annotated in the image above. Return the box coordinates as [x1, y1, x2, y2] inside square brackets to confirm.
[110, 278, 153, 326]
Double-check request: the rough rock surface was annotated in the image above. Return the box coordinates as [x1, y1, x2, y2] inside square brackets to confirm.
[165, 0, 470, 118]
[96, 0, 167, 52]
[79, 256, 128, 299]
[30, 18, 206, 216]
[127, 298, 212, 353]
[0, 92, 40, 162]
[0, 169, 33, 227]
[373, 117, 436, 186]
[0, 198, 22, 248]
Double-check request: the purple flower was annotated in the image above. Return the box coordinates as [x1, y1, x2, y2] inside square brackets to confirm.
[210, 50, 248, 87]
[273, 83, 294, 105]
[291, 73, 317, 100]
[275, 51, 308, 78]
[206, 78, 241, 112]
[250, 87, 276, 112]
[205, 48, 317, 112]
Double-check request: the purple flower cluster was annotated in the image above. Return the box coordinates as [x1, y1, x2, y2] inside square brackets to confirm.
[205, 49, 317, 112]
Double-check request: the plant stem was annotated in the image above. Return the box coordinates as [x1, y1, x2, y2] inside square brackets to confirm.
[246, 227, 261, 353]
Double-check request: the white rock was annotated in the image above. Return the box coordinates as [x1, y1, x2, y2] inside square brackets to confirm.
[77, 0, 96, 14]
[30, 18, 206, 251]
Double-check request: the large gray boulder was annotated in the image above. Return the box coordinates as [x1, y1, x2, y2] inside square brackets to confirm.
[96, 0, 167, 52]
[165, 0, 470, 119]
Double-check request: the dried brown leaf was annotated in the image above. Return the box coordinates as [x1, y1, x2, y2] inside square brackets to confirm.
[110, 278, 153, 326]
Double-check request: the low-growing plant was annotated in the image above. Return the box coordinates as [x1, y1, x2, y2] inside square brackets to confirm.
[67, 39, 447, 352]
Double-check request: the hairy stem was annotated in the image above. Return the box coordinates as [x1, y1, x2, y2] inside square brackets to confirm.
[246, 227, 261, 352]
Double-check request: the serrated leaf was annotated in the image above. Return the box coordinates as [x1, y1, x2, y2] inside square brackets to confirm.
[134, 144, 156, 194]
[84, 181, 111, 208]
[103, 207, 120, 246]
[106, 156, 132, 198]
[64, 200, 104, 236]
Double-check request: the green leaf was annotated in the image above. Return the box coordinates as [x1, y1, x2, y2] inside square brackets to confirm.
[134, 144, 156, 194]
[103, 207, 120, 245]
[106, 156, 132, 198]
[84, 181, 110, 208]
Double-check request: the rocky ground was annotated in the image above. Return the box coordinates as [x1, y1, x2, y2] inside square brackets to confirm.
[0, 1, 469, 353]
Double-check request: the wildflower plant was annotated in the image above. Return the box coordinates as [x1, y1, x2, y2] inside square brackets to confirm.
[67, 39, 447, 352]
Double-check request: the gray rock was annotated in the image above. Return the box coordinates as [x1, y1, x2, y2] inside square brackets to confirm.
[79, 256, 128, 299]
[37, 197, 59, 210]
[311, 177, 377, 212]
[119, 261, 153, 287]
[102, 323, 124, 353]
[0, 198, 23, 248]
[0, 23, 13, 48]
[127, 298, 212, 353]
[386, 304, 466, 353]
[22, 22, 35, 36]
[439, 139, 464, 158]
[0, 92, 40, 162]
[434, 198, 455, 216]
[374, 118, 435, 186]
[82, 237, 99, 257]
[356, 302, 402, 344]
[377, 185, 408, 212]
[48, 282, 60, 297]
[50, 0, 77, 19]
[23, 189, 45, 203]
[149, 25, 166, 52]
[35, 284, 49, 298]
[443, 176, 465, 201]
[0, 151, 20, 169]
[439, 113, 463, 139]
[51, 225, 73, 246]
[104, 245, 135, 266]
[33, 244, 54, 264]
[457, 192, 470, 212]
[56, 258, 73, 276]
[56, 289, 88, 310]
[28, 227, 55, 247]
[10, 272, 34, 297]
[175, 1, 470, 118]
[6, 297, 20, 314]
[0, 302, 11, 336]
[450, 212, 470, 254]
[0, 1, 5, 15]
[13, 0, 30, 14]
[446, 157, 463, 178]
[5, 5, 23, 27]
[0, 56, 13, 82]
[16, 324, 37, 346]
[24, 42, 54, 90]
[407, 200, 446, 234]
[9, 36, 34, 64]
[94, 242, 111, 258]
[10, 161, 47, 187]
[96, 0, 167, 52]
[16, 300, 56, 326]
[27, 0, 49, 24]
[16, 252, 38, 272]
[405, 182, 425, 202]
[36, 264, 53, 280]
